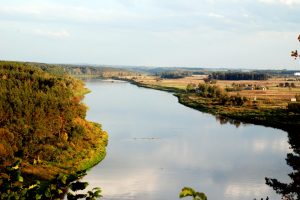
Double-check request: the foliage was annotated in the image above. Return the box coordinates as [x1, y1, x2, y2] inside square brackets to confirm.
[159, 71, 192, 79]
[291, 35, 300, 60]
[179, 187, 207, 200]
[278, 82, 296, 88]
[0, 159, 102, 200]
[209, 72, 269, 80]
[288, 103, 300, 113]
[63, 65, 138, 78]
[203, 78, 217, 84]
[0, 61, 108, 179]
[196, 83, 224, 98]
[186, 83, 197, 92]
[187, 83, 248, 106]
[296, 94, 300, 102]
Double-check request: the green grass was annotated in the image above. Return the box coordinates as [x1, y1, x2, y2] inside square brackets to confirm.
[176, 93, 300, 131]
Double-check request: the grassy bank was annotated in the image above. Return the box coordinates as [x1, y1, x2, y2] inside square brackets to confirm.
[116, 76, 300, 132]
[116, 77, 185, 93]
[176, 93, 300, 131]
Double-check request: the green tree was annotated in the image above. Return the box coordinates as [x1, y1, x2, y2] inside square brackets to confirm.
[0, 159, 102, 200]
[179, 187, 207, 200]
[186, 83, 197, 93]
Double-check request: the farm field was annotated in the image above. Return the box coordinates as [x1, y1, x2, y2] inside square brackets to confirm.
[125, 75, 300, 108]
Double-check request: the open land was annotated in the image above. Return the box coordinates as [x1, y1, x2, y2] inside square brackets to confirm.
[115, 74, 300, 131]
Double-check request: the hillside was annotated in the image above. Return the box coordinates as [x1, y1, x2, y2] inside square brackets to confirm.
[0, 61, 108, 180]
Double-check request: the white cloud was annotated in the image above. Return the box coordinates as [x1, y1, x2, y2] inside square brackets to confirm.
[0, 5, 42, 15]
[259, 0, 300, 6]
[281, 0, 300, 5]
[252, 137, 290, 153]
[0, 3, 141, 24]
[225, 183, 270, 197]
[34, 29, 70, 39]
[0, 0, 299, 67]
[208, 12, 225, 19]
[84, 168, 159, 199]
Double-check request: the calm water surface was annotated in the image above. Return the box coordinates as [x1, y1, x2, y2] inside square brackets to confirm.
[82, 79, 291, 200]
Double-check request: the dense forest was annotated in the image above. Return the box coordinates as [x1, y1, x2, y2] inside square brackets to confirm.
[209, 72, 269, 80]
[158, 71, 192, 79]
[0, 61, 108, 181]
[63, 65, 139, 78]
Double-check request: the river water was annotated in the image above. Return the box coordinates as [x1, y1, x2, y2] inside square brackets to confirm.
[82, 79, 291, 200]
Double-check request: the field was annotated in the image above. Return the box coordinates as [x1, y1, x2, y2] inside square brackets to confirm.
[126, 75, 300, 109]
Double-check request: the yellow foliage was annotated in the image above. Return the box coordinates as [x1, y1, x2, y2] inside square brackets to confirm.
[0, 143, 7, 157]
[61, 132, 68, 142]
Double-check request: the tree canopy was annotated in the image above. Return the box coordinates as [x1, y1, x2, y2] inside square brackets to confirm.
[0, 61, 108, 180]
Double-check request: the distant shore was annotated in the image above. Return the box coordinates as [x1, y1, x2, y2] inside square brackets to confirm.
[114, 77, 300, 133]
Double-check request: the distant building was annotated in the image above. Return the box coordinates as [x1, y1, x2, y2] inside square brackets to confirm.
[291, 98, 297, 102]
[260, 86, 267, 90]
[294, 72, 300, 76]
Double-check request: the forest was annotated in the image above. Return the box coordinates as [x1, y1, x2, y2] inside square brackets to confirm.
[0, 61, 108, 181]
[209, 72, 269, 80]
[159, 71, 192, 79]
[63, 65, 138, 78]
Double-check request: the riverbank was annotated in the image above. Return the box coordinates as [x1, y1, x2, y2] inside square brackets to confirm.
[0, 61, 109, 182]
[22, 125, 108, 181]
[176, 93, 300, 131]
[81, 77, 290, 200]
[116, 77, 300, 132]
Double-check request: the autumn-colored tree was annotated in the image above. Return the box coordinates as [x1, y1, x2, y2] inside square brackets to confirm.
[0, 61, 108, 180]
[291, 35, 300, 59]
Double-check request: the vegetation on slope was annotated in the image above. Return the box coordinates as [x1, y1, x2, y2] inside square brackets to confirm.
[0, 61, 108, 181]
[63, 64, 140, 78]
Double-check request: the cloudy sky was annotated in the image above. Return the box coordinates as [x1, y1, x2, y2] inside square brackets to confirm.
[0, 0, 299, 69]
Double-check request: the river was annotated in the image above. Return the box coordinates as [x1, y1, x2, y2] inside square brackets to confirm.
[82, 79, 291, 200]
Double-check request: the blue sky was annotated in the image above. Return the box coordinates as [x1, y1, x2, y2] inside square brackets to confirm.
[0, 0, 299, 69]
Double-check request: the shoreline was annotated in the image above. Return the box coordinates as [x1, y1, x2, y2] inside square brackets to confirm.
[115, 77, 300, 133]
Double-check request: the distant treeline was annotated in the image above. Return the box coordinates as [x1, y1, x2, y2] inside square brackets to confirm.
[209, 72, 269, 80]
[63, 65, 138, 77]
[158, 71, 192, 79]
[254, 70, 299, 76]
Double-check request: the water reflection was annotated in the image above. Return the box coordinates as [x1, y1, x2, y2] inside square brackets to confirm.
[82, 80, 291, 200]
[266, 129, 300, 200]
[215, 115, 244, 128]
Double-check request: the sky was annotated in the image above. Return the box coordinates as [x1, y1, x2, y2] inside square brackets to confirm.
[0, 0, 299, 69]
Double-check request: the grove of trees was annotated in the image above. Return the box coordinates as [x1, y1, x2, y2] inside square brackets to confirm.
[209, 72, 269, 80]
[0, 61, 108, 181]
[186, 83, 249, 106]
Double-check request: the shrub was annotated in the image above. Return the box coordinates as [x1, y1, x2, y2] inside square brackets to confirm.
[288, 102, 300, 113]
[186, 83, 197, 93]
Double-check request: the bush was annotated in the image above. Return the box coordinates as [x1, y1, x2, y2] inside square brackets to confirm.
[296, 94, 300, 102]
[288, 102, 300, 113]
[197, 83, 224, 98]
[186, 83, 197, 93]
